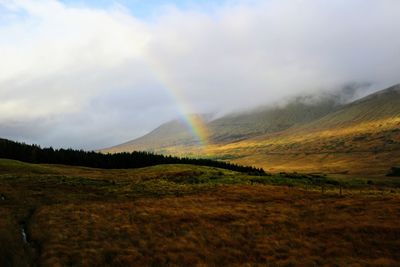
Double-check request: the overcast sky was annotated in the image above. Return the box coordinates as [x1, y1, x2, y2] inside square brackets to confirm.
[0, 0, 399, 149]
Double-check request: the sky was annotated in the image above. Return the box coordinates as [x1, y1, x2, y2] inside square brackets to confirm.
[0, 0, 399, 149]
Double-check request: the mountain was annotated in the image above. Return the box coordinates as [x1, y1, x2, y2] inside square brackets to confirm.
[104, 96, 341, 153]
[103, 84, 400, 176]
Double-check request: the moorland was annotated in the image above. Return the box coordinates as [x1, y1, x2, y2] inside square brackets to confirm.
[1, 158, 400, 266]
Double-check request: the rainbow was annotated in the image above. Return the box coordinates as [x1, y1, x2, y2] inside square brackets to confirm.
[144, 57, 210, 147]
[173, 98, 210, 147]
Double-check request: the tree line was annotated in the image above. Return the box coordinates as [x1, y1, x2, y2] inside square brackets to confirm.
[0, 138, 266, 175]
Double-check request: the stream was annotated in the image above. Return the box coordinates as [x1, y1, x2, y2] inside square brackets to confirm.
[21, 224, 29, 245]
[19, 221, 40, 267]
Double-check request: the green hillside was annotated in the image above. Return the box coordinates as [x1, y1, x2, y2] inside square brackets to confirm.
[300, 84, 400, 130]
[208, 98, 338, 143]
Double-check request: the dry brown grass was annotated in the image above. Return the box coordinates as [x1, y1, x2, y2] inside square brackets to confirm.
[1, 159, 400, 266]
[29, 186, 400, 266]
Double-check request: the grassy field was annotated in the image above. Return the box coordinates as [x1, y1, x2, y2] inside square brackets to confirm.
[1, 159, 400, 266]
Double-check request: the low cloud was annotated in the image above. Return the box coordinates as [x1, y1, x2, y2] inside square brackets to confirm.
[0, 0, 399, 149]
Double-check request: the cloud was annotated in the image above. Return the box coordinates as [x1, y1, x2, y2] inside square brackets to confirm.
[0, 0, 399, 149]
[146, 0, 400, 109]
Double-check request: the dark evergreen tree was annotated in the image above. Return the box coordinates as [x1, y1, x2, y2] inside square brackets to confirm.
[0, 138, 266, 175]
